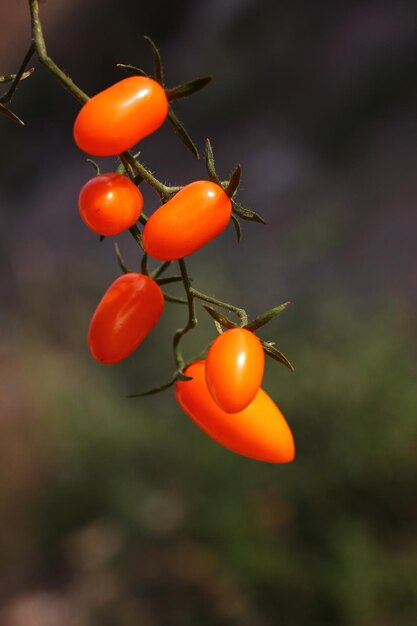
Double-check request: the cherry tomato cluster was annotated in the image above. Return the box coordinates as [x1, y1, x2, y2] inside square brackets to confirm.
[71, 42, 295, 464]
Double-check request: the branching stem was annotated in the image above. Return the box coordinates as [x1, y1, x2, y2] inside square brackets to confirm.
[190, 288, 248, 326]
[173, 259, 197, 369]
[28, 0, 89, 103]
[0, 44, 35, 104]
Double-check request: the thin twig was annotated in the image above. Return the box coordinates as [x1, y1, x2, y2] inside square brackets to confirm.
[28, 0, 89, 103]
[0, 44, 35, 104]
[173, 259, 197, 368]
[190, 288, 248, 326]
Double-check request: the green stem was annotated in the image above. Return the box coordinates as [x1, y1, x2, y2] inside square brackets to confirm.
[190, 288, 248, 326]
[114, 242, 132, 274]
[141, 252, 149, 275]
[28, 0, 89, 104]
[163, 292, 188, 305]
[0, 44, 35, 104]
[151, 261, 171, 280]
[129, 224, 143, 250]
[121, 152, 172, 199]
[173, 259, 197, 369]
[127, 374, 177, 398]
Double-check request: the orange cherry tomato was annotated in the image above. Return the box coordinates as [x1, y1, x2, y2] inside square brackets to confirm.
[88, 273, 164, 364]
[175, 361, 295, 463]
[73, 77, 168, 156]
[78, 173, 143, 236]
[205, 328, 264, 413]
[142, 181, 232, 261]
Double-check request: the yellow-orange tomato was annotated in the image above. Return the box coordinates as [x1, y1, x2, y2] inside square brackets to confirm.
[73, 77, 168, 156]
[88, 273, 164, 364]
[142, 181, 232, 260]
[78, 173, 143, 236]
[205, 328, 264, 413]
[175, 361, 295, 463]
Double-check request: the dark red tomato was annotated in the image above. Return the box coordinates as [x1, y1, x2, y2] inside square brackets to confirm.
[78, 173, 143, 236]
[88, 273, 164, 364]
[73, 77, 168, 156]
[205, 328, 264, 413]
[175, 360, 295, 463]
[142, 181, 232, 261]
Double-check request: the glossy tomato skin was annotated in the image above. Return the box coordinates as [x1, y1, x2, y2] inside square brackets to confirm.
[175, 361, 295, 463]
[73, 77, 168, 156]
[88, 273, 164, 364]
[142, 181, 232, 261]
[205, 328, 264, 413]
[78, 173, 143, 236]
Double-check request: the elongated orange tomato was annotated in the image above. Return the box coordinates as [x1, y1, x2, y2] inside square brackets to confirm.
[78, 173, 143, 236]
[175, 361, 295, 463]
[205, 328, 264, 413]
[88, 273, 164, 364]
[142, 181, 232, 261]
[74, 77, 168, 156]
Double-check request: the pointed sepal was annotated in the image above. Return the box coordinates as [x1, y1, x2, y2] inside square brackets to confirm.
[244, 302, 291, 331]
[168, 106, 199, 159]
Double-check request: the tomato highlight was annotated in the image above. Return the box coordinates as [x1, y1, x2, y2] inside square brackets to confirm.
[73, 77, 168, 156]
[78, 173, 143, 236]
[88, 273, 164, 364]
[205, 328, 265, 413]
[175, 360, 295, 463]
[142, 180, 232, 261]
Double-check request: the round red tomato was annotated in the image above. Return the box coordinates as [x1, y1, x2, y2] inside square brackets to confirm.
[73, 77, 168, 156]
[142, 181, 232, 261]
[175, 360, 295, 463]
[78, 173, 143, 236]
[88, 273, 164, 364]
[205, 328, 264, 413]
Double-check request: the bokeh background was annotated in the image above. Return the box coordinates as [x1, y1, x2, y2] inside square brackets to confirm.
[1, 1, 417, 625]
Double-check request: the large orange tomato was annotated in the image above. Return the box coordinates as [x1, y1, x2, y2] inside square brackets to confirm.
[142, 181, 232, 260]
[175, 361, 295, 463]
[88, 273, 164, 364]
[78, 173, 143, 236]
[73, 77, 168, 156]
[205, 328, 264, 413]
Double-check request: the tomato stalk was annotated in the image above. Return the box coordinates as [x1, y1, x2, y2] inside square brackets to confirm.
[0, 44, 34, 105]
[151, 261, 172, 280]
[0, 67, 33, 85]
[28, 0, 89, 104]
[114, 243, 132, 274]
[0, 44, 35, 126]
[190, 288, 248, 326]
[128, 225, 144, 250]
[120, 152, 174, 201]
[173, 259, 198, 369]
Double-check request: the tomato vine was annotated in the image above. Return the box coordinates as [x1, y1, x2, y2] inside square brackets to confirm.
[1, 0, 296, 462]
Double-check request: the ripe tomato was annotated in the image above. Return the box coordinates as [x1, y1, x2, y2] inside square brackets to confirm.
[88, 273, 164, 364]
[78, 173, 143, 236]
[175, 361, 295, 463]
[142, 181, 232, 260]
[73, 77, 168, 156]
[205, 328, 264, 413]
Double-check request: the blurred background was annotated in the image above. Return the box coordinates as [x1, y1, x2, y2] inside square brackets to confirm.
[1, 1, 417, 624]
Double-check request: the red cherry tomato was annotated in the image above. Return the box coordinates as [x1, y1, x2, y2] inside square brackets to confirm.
[73, 77, 168, 156]
[205, 328, 264, 413]
[88, 273, 164, 364]
[78, 173, 143, 236]
[175, 360, 295, 463]
[142, 181, 232, 261]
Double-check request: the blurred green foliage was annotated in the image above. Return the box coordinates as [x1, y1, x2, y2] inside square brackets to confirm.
[1, 291, 415, 626]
